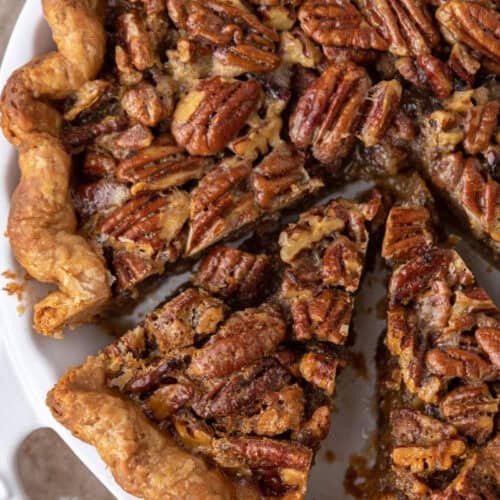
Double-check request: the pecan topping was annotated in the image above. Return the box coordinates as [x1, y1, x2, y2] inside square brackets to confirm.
[251, 143, 323, 211]
[186, 157, 260, 256]
[382, 206, 434, 264]
[298, 0, 388, 51]
[172, 77, 263, 156]
[194, 246, 272, 303]
[289, 63, 371, 166]
[299, 352, 338, 394]
[167, 0, 280, 74]
[463, 100, 499, 155]
[187, 305, 286, 379]
[440, 384, 498, 443]
[448, 43, 480, 87]
[116, 144, 212, 195]
[83, 151, 116, 178]
[416, 54, 453, 100]
[293, 405, 331, 449]
[64, 80, 112, 121]
[112, 250, 158, 291]
[113, 124, 153, 151]
[73, 180, 130, 218]
[359, 79, 402, 147]
[144, 288, 226, 351]
[436, 0, 500, 65]
[117, 12, 156, 71]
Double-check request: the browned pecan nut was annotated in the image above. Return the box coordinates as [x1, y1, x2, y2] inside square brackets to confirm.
[144, 288, 226, 352]
[358, 79, 402, 147]
[436, 0, 500, 65]
[115, 45, 143, 86]
[186, 157, 260, 256]
[219, 384, 305, 436]
[382, 206, 434, 264]
[321, 236, 364, 292]
[390, 248, 475, 306]
[194, 246, 272, 303]
[291, 289, 353, 343]
[426, 347, 496, 381]
[64, 80, 112, 121]
[357, 0, 440, 57]
[390, 409, 466, 473]
[414, 280, 452, 334]
[172, 77, 263, 156]
[298, 0, 388, 51]
[96, 189, 190, 257]
[112, 250, 159, 291]
[463, 100, 499, 155]
[117, 12, 156, 71]
[116, 143, 212, 195]
[121, 82, 166, 128]
[187, 304, 286, 379]
[299, 351, 338, 394]
[416, 54, 453, 100]
[171, 411, 214, 454]
[167, 0, 280, 74]
[322, 45, 379, 64]
[440, 384, 498, 443]
[448, 43, 481, 87]
[422, 110, 464, 154]
[475, 326, 500, 368]
[192, 358, 292, 418]
[146, 383, 194, 420]
[289, 63, 371, 166]
[251, 143, 323, 211]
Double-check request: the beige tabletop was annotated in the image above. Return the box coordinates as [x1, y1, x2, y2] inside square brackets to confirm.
[0, 1, 114, 498]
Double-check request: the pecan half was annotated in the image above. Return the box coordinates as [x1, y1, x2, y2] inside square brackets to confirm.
[448, 43, 481, 87]
[194, 246, 272, 303]
[117, 12, 156, 71]
[96, 189, 190, 258]
[144, 288, 226, 352]
[359, 79, 402, 147]
[416, 54, 453, 100]
[463, 100, 499, 155]
[299, 351, 338, 394]
[289, 63, 371, 166]
[172, 77, 263, 156]
[251, 143, 323, 211]
[146, 383, 194, 420]
[187, 304, 286, 379]
[358, 0, 440, 57]
[475, 326, 500, 368]
[291, 289, 353, 343]
[121, 82, 166, 128]
[440, 384, 498, 443]
[436, 0, 500, 65]
[426, 347, 496, 381]
[298, 0, 388, 51]
[382, 206, 434, 264]
[186, 157, 260, 256]
[167, 0, 280, 74]
[116, 144, 212, 194]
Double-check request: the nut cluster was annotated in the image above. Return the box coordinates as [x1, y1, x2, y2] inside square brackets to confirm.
[380, 200, 499, 497]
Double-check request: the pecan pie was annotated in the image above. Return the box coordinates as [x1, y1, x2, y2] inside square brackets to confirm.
[3, 0, 499, 337]
[47, 194, 380, 499]
[373, 176, 499, 498]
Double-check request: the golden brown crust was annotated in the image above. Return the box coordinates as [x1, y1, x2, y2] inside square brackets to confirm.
[46, 356, 260, 500]
[1, 0, 110, 336]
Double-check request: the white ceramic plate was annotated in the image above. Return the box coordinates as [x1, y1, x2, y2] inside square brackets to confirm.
[0, 2, 498, 499]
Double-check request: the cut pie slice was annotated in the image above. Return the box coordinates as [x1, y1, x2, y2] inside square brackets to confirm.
[373, 175, 499, 497]
[47, 193, 380, 499]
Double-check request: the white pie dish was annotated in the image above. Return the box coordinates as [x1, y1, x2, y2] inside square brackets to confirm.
[0, 2, 498, 499]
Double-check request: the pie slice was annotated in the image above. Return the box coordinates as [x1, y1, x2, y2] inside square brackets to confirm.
[47, 193, 380, 499]
[373, 175, 500, 497]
